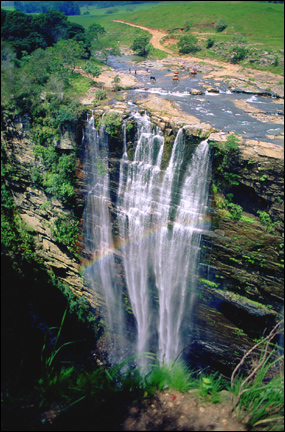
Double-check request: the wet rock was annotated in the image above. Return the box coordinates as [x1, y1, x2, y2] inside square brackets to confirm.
[190, 89, 204, 95]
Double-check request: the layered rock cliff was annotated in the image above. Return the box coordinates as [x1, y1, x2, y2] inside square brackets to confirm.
[2, 101, 284, 373]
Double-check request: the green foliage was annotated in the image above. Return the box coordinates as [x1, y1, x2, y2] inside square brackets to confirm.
[227, 203, 243, 220]
[199, 278, 220, 288]
[55, 39, 88, 72]
[257, 210, 276, 232]
[206, 37, 215, 49]
[51, 216, 79, 253]
[232, 340, 284, 431]
[259, 174, 268, 182]
[225, 133, 241, 150]
[94, 89, 107, 101]
[14, 1, 80, 16]
[83, 61, 101, 76]
[177, 34, 200, 54]
[223, 172, 241, 186]
[112, 74, 122, 91]
[145, 361, 196, 394]
[214, 19, 227, 33]
[38, 308, 78, 405]
[103, 111, 122, 136]
[198, 373, 226, 403]
[86, 22, 106, 43]
[94, 158, 108, 176]
[131, 34, 151, 56]
[231, 46, 248, 64]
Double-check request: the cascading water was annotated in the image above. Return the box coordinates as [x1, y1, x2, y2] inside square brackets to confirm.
[82, 112, 125, 362]
[83, 110, 210, 365]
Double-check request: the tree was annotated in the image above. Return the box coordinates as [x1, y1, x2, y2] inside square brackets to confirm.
[131, 34, 151, 57]
[86, 23, 106, 43]
[112, 74, 121, 91]
[32, 10, 68, 46]
[99, 46, 121, 62]
[55, 39, 87, 73]
[177, 35, 200, 54]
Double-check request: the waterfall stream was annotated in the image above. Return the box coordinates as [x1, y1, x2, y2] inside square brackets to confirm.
[83, 111, 210, 365]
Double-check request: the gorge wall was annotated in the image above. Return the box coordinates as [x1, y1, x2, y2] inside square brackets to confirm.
[2, 102, 284, 374]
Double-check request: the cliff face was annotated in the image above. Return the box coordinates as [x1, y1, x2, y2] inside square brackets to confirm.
[1, 113, 88, 301]
[191, 133, 284, 373]
[2, 104, 284, 373]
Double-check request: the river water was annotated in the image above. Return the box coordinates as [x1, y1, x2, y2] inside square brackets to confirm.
[107, 55, 284, 145]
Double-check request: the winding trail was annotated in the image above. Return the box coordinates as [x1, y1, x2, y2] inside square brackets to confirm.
[112, 19, 246, 73]
[112, 19, 173, 54]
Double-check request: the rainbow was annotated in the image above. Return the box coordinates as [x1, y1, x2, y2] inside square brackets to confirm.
[80, 214, 211, 272]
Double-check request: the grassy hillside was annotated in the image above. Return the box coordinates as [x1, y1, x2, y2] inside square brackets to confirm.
[115, 1, 284, 48]
[68, 1, 284, 49]
[66, 1, 284, 72]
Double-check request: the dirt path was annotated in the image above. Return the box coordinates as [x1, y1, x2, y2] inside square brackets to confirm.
[113, 19, 173, 54]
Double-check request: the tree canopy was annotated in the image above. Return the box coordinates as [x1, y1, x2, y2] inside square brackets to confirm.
[131, 34, 151, 57]
[14, 1, 80, 15]
[1, 9, 90, 58]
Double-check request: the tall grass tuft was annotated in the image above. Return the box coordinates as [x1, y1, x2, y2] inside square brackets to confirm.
[231, 320, 284, 431]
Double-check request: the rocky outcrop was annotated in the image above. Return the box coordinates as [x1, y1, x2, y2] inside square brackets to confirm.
[2, 114, 86, 299]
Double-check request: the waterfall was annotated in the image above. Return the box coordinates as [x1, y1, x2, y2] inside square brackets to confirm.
[83, 111, 210, 365]
[82, 112, 125, 362]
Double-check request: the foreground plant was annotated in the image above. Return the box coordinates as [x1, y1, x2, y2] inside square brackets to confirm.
[231, 320, 284, 431]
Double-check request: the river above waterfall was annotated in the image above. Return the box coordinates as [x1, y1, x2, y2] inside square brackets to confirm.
[106, 55, 284, 146]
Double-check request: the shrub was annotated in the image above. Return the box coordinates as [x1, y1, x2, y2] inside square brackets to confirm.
[177, 34, 200, 54]
[51, 215, 79, 252]
[231, 322, 284, 431]
[274, 55, 279, 66]
[225, 133, 241, 150]
[103, 111, 122, 136]
[257, 210, 276, 232]
[94, 89, 106, 101]
[83, 61, 101, 77]
[231, 46, 248, 64]
[206, 38, 215, 49]
[227, 203, 243, 220]
[214, 19, 227, 32]
[112, 74, 122, 91]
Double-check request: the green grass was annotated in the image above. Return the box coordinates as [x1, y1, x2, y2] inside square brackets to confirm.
[118, 1, 284, 46]
[68, 1, 284, 69]
[232, 340, 284, 431]
[64, 73, 94, 99]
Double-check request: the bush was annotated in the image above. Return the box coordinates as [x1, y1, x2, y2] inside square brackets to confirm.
[225, 133, 241, 150]
[83, 61, 101, 77]
[231, 46, 248, 64]
[94, 89, 107, 101]
[177, 35, 200, 54]
[103, 112, 122, 136]
[227, 203, 243, 220]
[215, 19, 227, 33]
[257, 210, 276, 232]
[206, 38, 215, 49]
[51, 216, 79, 252]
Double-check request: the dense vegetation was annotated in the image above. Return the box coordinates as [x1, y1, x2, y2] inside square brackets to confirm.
[14, 1, 80, 15]
[1, 2, 284, 430]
